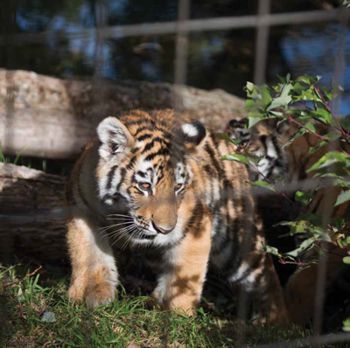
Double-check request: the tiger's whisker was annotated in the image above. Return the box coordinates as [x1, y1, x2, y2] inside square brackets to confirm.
[99, 221, 134, 232]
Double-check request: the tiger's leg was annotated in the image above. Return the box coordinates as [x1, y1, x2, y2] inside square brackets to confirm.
[229, 251, 288, 324]
[67, 215, 118, 308]
[152, 216, 212, 315]
[255, 253, 289, 324]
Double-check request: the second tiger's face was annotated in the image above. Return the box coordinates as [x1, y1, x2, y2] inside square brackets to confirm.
[226, 118, 288, 181]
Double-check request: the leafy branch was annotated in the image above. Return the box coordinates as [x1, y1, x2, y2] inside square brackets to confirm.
[226, 74, 350, 264]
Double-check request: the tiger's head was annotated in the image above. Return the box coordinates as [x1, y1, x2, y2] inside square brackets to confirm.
[95, 110, 206, 247]
[226, 118, 289, 181]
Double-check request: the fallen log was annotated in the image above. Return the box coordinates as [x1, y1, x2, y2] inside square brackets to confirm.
[0, 163, 68, 263]
[0, 161, 299, 266]
[0, 69, 245, 261]
[0, 69, 244, 160]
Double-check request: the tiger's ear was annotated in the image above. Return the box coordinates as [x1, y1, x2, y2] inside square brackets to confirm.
[180, 121, 207, 149]
[227, 117, 248, 129]
[97, 117, 134, 159]
[227, 117, 250, 145]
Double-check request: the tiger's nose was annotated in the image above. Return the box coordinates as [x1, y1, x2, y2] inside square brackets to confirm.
[152, 221, 175, 234]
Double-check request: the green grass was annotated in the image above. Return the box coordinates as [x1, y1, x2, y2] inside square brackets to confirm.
[0, 145, 21, 165]
[0, 264, 322, 348]
[0, 145, 74, 175]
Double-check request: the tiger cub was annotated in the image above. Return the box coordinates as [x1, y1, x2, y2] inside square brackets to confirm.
[226, 117, 350, 325]
[66, 109, 287, 322]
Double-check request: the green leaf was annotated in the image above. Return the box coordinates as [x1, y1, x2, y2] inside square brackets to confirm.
[252, 180, 275, 192]
[343, 318, 350, 332]
[245, 99, 255, 109]
[294, 191, 312, 206]
[278, 216, 325, 238]
[318, 174, 350, 189]
[343, 256, 350, 265]
[248, 116, 261, 128]
[296, 75, 320, 85]
[313, 107, 332, 124]
[303, 122, 316, 133]
[269, 110, 284, 117]
[267, 83, 292, 111]
[285, 237, 316, 258]
[308, 141, 327, 155]
[294, 220, 309, 234]
[260, 86, 273, 107]
[263, 244, 282, 258]
[222, 153, 250, 165]
[245, 81, 263, 100]
[335, 177, 350, 189]
[335, 190, 350, 206]
[275, 220, 294, 227]
[282, 128, 306, 149]
[217, 132, 242, 146]
[245, 81, 255, 94]
[307, 151, 350, 173]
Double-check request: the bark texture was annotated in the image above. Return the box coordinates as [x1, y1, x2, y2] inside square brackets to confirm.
[0, 163, 67, 262]
[0, 69, 244, 159]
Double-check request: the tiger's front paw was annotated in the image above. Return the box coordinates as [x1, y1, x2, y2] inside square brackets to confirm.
[69, 280, 115, 308]
[68, 282, 86, 303]
[84, 267, 117, 308]
[167, 297, 196, 316]
[68, 266, 117, 308]
[85, 281, 116, 308]
[153, 287, 196, 315]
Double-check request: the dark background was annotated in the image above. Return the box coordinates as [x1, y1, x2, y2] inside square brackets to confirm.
[0, 0, 349, 114]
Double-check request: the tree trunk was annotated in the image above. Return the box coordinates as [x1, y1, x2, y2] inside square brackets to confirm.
[0, 163, 68, 263]
[0, 69, 245, 159]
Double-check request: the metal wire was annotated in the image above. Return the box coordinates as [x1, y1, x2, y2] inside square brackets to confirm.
[312, 10, 349, 339]
[0, 9, 346, 45]
[173, 0, 190, 112]
[254, 0, 271, 84]
[174, 0, 190, 86]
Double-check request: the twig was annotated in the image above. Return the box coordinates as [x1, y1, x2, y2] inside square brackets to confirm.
[26, 265, 43, 278]
[287, 114, 328, 142]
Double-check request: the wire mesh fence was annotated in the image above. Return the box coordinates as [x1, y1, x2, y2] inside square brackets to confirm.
[0, 1, 350, 347]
